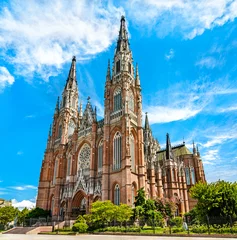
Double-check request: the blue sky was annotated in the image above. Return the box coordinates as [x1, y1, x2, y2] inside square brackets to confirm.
[0, 0, 237, 209]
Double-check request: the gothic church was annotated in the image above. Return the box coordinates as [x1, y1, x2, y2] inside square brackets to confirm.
[36, 16, 206, 219]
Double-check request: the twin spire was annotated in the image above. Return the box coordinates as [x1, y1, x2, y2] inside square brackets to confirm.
[116, 16, 130, 53]
[65, 56, 77, 90]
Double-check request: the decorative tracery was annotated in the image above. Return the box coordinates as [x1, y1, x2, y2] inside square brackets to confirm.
[128, 90, 134, 111]
[113, 132, 122, 170]
[78, 144, 91, 176]
[130, 134, 135, 172]
[114, 88, 122, 111]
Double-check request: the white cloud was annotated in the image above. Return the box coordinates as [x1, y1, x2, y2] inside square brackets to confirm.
[126, 0, 237, 39]
[17, 151, 23, 155]
[0, 0, 124, 81]
[11, 185, 37, 191]
[165, 49, 175, 60]
[196, 56, 225, 69]
[25, 115, 36, 119]
[217, 105, 237, 113]
[202, 149, 219, 165]
[12, 199, 35, 210]
[144, 106, 201, 124]
[0, 66, 14, 92]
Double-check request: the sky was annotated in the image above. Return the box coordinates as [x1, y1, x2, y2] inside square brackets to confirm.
[0, 0, 237, 209]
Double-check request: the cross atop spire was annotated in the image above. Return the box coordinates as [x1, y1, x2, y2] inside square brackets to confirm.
[116, 16, 130, 53]
[65, 56, 77, 90]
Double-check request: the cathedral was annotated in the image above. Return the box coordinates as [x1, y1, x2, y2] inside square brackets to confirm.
[36, 16, 206, 219]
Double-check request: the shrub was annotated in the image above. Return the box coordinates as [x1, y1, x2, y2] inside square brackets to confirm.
[72, 222, 88, 233]
[169, 217, 183, 227]
[172, 227, 184, 233]
[75, 215, 86, 224]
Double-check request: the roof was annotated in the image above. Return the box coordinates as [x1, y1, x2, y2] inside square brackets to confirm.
[156, 144, 192, 161]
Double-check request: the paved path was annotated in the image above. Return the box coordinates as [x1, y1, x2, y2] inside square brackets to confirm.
[1, 235, 237, 240]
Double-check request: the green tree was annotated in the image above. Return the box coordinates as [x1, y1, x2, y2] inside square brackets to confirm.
[154, 198, 176, 218]
[17, 208, 29, 224]
[0, 206, 19, 227]
[190, 180, 237, 218]
[135, 188, 146, 207]
[25, 207, 50, 218]
[115, 204, 133, 224]
[91, 200, 116, 226]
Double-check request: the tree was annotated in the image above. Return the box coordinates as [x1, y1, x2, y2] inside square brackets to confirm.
[91, 200, 116, 226]
[154, 198, 176, 218]
[0, 206, 19, 227]
[115, 204, 133, 224]
[135, 188, 146, 207]
[25, 207, 50, 219]
[190, 180, 237, 218]
[17, 208, 29, 224]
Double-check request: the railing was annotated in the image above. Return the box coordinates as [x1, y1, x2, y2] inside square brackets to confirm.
[110, 109, 123, 120]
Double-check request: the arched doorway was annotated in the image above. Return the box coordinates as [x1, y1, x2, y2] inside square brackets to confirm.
[71, 190, 87, 218]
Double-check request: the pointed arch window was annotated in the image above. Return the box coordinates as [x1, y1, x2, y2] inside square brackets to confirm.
[114, 184, 120, 205]
[53, 160, 58, 185]
[131, 184, 136, 207]
[128, 90, 134, 112]
[68, 120, 75, 137]
[116, 60, 120, 73]
[51, 197, 54, 216]
[114, 88, 122, 111]
[58, 125, 62, 139]
[191, 168, 196, 184]
[130, 134, 135, 172]
[185, 167, 191, 185]
[67, 156, 71, 176]
[98, 140, 103, 173]
[113, 132, 122, 170]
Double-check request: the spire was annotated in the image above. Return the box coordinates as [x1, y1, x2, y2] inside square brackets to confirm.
[135, 63, 140, 86]
[145, 112, 150, 130]
[54, 96, 60, 115]
[79, 102, 83, 119]
[65, 56, 77, 90]
[166, 133, 173, 160]
[197, 144, 200, 157]
[116, 16, 129, 53]
[193, 140, 197, 155]
[94, 106, 97, 121]
[106, 59, 111, 81]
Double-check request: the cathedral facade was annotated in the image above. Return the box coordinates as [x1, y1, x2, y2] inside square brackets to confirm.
[36, 16, 206, 219]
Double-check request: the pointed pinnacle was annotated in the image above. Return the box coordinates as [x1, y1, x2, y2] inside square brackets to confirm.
[54, 96, 60, 114]
[166, 133, 173, 160]
[136, 63, 140, 86]
[145, 112, 150, 130]
[48, 124, 52, 137]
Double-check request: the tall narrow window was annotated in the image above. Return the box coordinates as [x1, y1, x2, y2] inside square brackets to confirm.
[51, 197, 54, 216]
[53, 160, 58, 185]
[113, 132, 122, 170]
[114, 88, 122, 111]
[131, 184, 136, 207]
[116, 60, 120, 73]
[68, 120, 75, 137]
[98, 140, 103, 173]
[58, 125, 62, 139]
[63, 96, 66, 107]
[191, 168, 196, 184]
[185, 167, 191, 185]
[67, 157, 71, 176]
[130, 134, 135, 172]
[114, 184, 120, 205]
[128, 62, 131, 74]
[128, 90, 134, 112]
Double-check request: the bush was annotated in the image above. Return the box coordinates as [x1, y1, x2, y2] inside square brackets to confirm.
[169, 217, 183, 227]
[72, 222, 88, 233]
[172, 227, 184, 233]
[75, 215, 86, 224]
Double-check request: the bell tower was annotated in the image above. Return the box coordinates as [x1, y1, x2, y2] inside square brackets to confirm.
[102, 16, 145, 206]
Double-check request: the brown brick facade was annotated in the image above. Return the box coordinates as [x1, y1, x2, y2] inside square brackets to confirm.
[36, 16, 206, 219]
